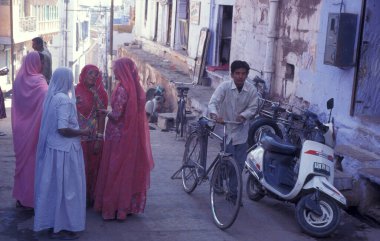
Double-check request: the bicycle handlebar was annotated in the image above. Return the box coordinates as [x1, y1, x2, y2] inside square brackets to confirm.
[170, 80, 194, 85]
[202, 116, 243, 125]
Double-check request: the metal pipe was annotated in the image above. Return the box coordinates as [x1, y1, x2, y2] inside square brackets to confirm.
[65, 0, 69, 67]
[350, 0, 366, 116]
[10, 0, 15, 83]
[108, 0, 114, 96]
[263, 0, 280, 94]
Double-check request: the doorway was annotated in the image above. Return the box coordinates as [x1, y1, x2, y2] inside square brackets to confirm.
[353, 0, 380, 118]
[216, 5, 233, 66]
[166, 3, 173, 46]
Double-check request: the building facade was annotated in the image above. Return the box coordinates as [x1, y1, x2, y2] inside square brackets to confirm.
[49, 0, 93, 84]
[230, 0, 380, 177]
[133, 0, 380, 216]
[0, 0, 60, 90]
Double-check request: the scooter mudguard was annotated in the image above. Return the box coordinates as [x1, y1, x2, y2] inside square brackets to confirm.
[304, 192, 323, 216]
[303, 176, 347, 206]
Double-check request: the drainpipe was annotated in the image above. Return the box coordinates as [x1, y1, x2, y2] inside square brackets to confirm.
[10, 0, 15, 84]
[263, 0, 280, 94]
[209, 0, 216, 65]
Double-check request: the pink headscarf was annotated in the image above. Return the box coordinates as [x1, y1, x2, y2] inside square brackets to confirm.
[11, 51, 48, 207]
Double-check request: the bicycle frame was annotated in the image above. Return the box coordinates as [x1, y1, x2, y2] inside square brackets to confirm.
[197, 117, 241, 182]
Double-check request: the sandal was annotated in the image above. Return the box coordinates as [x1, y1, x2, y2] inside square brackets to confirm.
[16, 200, 34, 211]
[49, 230, 79, 240]
[60, 231, 79, 240]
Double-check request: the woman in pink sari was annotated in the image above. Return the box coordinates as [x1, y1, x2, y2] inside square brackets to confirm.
[11, 51, 48, 208]
[75, 65, 108, 206]
[94, 57, 154, 220]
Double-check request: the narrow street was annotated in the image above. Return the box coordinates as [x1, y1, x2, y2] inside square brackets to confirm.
[0, 105, 380, 241]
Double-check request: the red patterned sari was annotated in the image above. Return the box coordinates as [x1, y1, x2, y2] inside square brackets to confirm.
[75, 65, 108, 204]
[94, 58, 154, 220]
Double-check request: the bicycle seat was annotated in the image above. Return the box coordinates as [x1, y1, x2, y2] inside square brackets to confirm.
[260, 132, 297, 155]
[177, 86, 190, 92]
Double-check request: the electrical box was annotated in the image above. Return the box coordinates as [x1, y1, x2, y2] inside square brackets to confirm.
[324, 13, 358, 67]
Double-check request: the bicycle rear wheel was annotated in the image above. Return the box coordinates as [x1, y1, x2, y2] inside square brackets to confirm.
[210, 156, 242, 229]
[176, 100, 186, 137]
[181, 132, 202, 193]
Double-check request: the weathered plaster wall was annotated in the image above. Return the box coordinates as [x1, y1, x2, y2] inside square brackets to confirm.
[187, 1, 212, 60]
[134, 1, 156, 40]
[230, 0, 269, 79]
[135, 1, 212, 63]
[232, 0, 380, 158]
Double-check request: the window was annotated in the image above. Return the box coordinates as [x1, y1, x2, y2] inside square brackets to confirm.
[82, 21, 89, 40]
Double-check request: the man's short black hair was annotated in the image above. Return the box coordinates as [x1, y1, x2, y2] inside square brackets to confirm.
[230, 60, 250, 74]
[32, 37, 44, 46]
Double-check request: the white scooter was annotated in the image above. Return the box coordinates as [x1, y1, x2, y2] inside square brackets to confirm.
[245, 98, 346, 238]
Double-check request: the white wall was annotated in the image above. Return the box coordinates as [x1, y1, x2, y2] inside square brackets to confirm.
[232, 0, 380, 155]
[186, 1, 212, 60]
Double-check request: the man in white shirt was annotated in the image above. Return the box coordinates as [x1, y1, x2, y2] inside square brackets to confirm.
[208, 60, 258, 199]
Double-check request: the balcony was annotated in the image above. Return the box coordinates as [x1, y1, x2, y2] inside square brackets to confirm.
[19, 16, 37, 32]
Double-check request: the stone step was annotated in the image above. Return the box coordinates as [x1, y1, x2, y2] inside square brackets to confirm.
[335, 144, 380, 179]
[157, 112, 197, 131]
[334, 169, 354, 191]
[205, 69, 229, 90]
[358, 168, 380, 186]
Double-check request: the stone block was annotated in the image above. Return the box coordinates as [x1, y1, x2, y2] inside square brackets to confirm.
[334, 170, 354, 191]
[157, 113, 176, 131]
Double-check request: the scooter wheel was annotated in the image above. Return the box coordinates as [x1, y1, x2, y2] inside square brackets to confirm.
[246, 174, 264, 201]
[295, 193, 341, 238]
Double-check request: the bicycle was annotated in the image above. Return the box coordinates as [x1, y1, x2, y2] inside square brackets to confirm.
[170, 81, 193, 138]
[176, 116, 243, 230]
[247, 96, 308, 147]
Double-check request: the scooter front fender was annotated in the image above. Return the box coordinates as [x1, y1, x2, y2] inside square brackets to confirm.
[303, 176, 346, 207]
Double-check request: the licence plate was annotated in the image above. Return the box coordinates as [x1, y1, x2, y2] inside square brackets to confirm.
[313, 162, 330, 176]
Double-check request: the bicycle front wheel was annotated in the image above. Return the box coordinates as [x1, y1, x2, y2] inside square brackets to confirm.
[210, 156, 242, 230]
[181, 132, 202, 193]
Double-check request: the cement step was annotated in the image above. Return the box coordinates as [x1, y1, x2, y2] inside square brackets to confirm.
[157, 112, 197, 131]
[358, 168, 380, 186]
[334, 169, 354, 191]
[335, 144, 380, 179]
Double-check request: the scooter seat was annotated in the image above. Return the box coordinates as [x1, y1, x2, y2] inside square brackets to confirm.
[260, 132, 297, 155]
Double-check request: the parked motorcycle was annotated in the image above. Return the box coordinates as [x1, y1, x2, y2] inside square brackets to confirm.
[245, 98, 346, 238]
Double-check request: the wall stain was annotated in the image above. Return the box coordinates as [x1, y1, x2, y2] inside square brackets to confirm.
[282, 37, 308, 59]
[297, 0, 321, 18]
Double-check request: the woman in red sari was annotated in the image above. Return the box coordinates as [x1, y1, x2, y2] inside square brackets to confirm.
[94, 57, 154, 220]
[75, 65, 108, 206]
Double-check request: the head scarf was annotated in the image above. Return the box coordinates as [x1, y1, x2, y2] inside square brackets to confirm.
[35, 68, 76, 168]
[113, 57, 154, 170]
[12, 51, 47, 151]
[75, 64, 108, 118]
[11, 51, 48, 207]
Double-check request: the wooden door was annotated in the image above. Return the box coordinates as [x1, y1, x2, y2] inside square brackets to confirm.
[354, 0, 380, 117]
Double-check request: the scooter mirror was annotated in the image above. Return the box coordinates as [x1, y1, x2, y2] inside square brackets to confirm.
[327, 98, 334, 110]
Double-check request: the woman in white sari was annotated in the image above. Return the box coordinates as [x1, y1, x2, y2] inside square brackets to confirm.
[34, 67, 90, 240]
